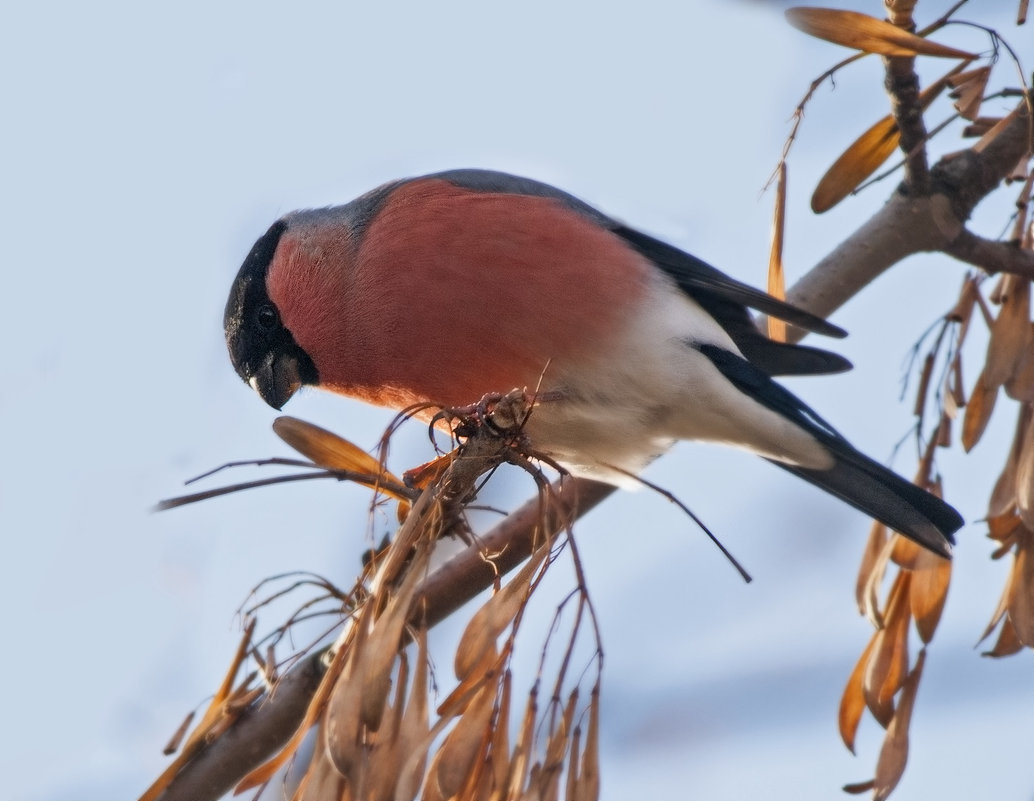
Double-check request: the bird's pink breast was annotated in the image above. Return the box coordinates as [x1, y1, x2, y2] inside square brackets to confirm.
[270, 179, 654, 412]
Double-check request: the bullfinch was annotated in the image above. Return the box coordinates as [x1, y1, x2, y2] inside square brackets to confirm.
[224, 169, 962, 557]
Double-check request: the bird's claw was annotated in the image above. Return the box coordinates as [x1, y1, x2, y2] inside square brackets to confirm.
[434, 389, 536, 439]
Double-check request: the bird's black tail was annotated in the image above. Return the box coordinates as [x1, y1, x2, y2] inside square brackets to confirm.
[768, 443, 962, 559]
[694, 343, 963, 558]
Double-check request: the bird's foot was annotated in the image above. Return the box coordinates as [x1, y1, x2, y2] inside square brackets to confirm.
[436, 388, 541, 439]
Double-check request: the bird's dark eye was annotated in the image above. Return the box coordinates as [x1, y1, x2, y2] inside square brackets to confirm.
[256, 304, 279, 331]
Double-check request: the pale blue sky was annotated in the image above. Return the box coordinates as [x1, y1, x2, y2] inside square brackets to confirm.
[2, 1, 1030, 799]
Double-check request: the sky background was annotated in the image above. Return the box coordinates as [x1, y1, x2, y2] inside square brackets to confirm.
[3, 1, 1031, 799]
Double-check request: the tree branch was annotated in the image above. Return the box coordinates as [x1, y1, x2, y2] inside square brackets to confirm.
[411, 477, 615, 625]
[885, 54, 932, 192]
[935, 104, 1034, 221]
[786, 90, 1032, 332]
[883, 1, 932, 190]
[945, 229, 1034, 277]
[149, 651, 325, 801]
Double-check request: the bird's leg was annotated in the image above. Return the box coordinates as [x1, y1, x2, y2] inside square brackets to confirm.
[450, 388, 566, 436]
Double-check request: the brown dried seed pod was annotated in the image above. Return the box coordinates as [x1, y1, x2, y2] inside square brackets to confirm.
[948, 66, 992, 121]
[785, 7, 976, 58]
[1017, 418, 1034, 530]
[872, 650, 926, 801]
[961, 367, 1000, 452]
[909, 548, 952, 644]
[840, 633, 880, 753]
[1006, 530, 1034, 646]
[863, 572, 912, 727]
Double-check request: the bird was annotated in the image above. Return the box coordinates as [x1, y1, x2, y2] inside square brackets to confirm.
[224, 168, 962, 558]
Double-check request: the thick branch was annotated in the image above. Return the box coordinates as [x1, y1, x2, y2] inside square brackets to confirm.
[149, 652, 325, 801]
[786, 92, 1032, 334]
[934, 106, 1034, 221]
[785, 192, 959, 329]
[412, 477, 615, 625]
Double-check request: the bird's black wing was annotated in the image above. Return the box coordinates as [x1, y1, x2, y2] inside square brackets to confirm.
[615, 226, 851, 376]
[612, 226, 846, 337]
[695, 344, 962, 558]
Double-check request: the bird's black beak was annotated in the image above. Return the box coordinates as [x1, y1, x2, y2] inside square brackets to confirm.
[250, 351, 303, 410]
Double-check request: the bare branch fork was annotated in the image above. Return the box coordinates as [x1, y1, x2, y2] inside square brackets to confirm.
[149, 79, 1034, 801]
[788, 90, 1033, 328]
